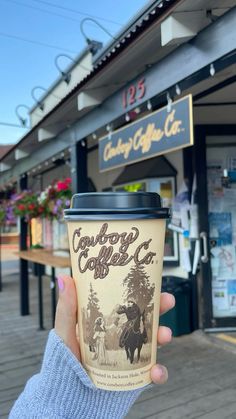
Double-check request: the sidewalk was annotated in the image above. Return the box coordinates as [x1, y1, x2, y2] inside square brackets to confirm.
[127, 331, 236, 419]
[1, 248, 236, 418]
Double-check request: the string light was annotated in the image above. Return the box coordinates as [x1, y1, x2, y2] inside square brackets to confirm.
[167, 92, 172, 113]
[125, 113, 130, 122]
[210, 63, 215, 76]
[147, 100, 152, 111]
[106, 124, 113, 140]
[175, 84, 181, 95]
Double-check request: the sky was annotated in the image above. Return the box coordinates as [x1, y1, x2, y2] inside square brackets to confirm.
[0, 0, 148, 145]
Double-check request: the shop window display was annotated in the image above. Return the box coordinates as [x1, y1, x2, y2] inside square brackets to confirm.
[114, 177, 178, 266]
[207, 146, 236, 318]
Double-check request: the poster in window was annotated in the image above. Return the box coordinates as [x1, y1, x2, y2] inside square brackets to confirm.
[209, 212, 232, 246]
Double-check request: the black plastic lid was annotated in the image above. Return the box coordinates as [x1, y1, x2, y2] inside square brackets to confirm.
[64, 192, 170, 218]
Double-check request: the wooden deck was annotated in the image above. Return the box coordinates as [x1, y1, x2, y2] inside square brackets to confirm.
[1, 249, 236, 418]
[0, 255, 51, 418]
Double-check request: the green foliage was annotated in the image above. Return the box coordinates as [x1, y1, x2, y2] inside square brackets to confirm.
[0, 206, 5, 225]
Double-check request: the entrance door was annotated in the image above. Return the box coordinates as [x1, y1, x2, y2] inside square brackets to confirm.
[195, 127, 236, 330]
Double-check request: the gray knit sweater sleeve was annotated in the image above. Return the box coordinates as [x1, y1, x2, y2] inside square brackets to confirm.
[9, 329, 145, 418]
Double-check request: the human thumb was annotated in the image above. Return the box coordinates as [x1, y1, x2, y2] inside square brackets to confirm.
[54, 275, 81, 360]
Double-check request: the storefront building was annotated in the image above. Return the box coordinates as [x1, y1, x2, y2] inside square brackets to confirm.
[1, 0, 236, 331]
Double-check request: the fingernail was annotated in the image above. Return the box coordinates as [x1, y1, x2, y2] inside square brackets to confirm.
[168, 328, 173, 339]
[158, 365, 165, 377]
[57, 276, 64, 291]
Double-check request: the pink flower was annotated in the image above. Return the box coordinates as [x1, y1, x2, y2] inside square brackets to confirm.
[57, 181, 68, 191]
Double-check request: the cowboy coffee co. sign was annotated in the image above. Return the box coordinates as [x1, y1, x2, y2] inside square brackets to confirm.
[99, 94, 193, 172]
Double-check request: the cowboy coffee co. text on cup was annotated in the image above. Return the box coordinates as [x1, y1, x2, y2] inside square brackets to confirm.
[72, 222, 157, 279]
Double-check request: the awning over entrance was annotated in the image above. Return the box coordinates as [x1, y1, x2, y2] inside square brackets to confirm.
[113, 155, 177, 185]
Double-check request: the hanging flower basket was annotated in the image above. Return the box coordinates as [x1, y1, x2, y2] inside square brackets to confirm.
[38, 178, 72, 221]
[11, 191, 44, 221]
[38, 178, 72, 250]
[0, 199, 17, 230]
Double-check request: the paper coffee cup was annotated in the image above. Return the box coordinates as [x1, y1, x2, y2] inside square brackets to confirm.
[64, 192, 170, 391]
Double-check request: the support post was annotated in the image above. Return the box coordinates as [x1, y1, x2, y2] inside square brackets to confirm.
[19, 174, 30, 315]
[0, 225, 2, 292]
[51, 266, 56, 327]
[183, 146, 199, 331]
[70, 140, 88, 193]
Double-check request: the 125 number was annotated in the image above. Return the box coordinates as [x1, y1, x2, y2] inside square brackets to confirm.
[122, 78, 146, 109]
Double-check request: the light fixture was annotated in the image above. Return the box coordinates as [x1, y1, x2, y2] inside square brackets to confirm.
[80, 17, 115, 54]
[158, 1, 164, 7]
[54, 54, 91, 84]
[147, 100, 152, 111]
[175, 84, 181, 95]
[210, 63, 215, 77]
[31, 86, 46, 111]
[31, 88, 61, 113]
[166, 92, 172, 113]
[15, 104, 30, 127]
[92, 133, 97, 140]
[125, 112, 130, 122]
[106, 124, 113, 140]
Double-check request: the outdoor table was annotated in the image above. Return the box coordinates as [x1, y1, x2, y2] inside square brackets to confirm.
[18, 249, 71, 330]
